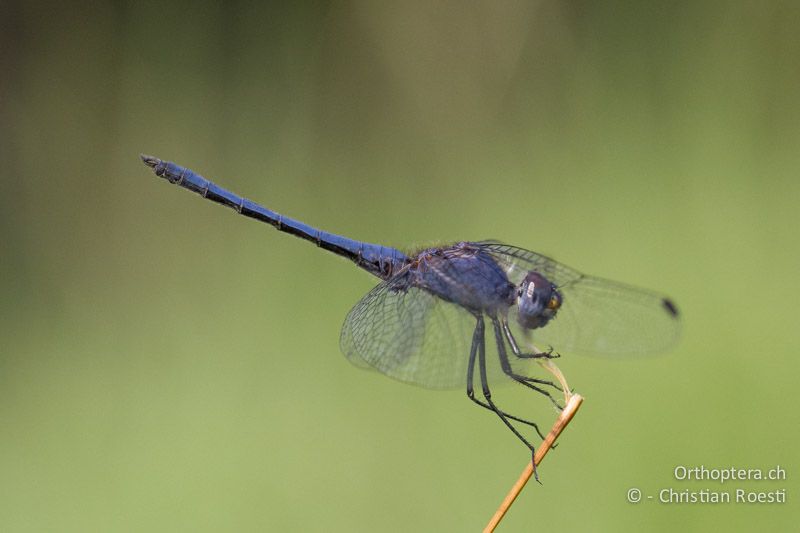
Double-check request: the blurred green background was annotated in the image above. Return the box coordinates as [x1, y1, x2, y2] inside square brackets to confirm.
[1, 1, 798, 531]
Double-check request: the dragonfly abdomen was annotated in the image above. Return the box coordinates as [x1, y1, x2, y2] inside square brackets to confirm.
[141, 155, 408, 279]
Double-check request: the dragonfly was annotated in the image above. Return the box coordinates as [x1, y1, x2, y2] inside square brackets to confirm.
[141, 154, 680, 465]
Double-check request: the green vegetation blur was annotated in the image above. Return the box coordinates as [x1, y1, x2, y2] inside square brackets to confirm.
[1, 2, 798, 531]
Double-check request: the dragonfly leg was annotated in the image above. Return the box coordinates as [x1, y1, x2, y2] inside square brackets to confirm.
[501, 321, 563, 392]
[494, 319, 564, 411]
[473, 316, 540, 479]
[466, 317, 547, 436]
[501, 321, 560, 360]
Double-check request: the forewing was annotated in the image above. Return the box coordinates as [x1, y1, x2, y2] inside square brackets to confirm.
[479, 241, 680, 356]
[340, 273, 478, 389]
[527, 276, 680, 355]
[476, 241, 583, 287]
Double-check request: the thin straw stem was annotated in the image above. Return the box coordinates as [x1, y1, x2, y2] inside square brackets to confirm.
[484, 394, 584, 532]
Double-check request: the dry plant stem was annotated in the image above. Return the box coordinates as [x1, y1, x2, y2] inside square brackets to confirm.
[483, 393, 584, 533]
[537, 357, 571, 405]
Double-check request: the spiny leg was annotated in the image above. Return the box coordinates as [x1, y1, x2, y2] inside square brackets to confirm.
[466, 316, 546, 434]
[493, 319, 564, 411]
[500, 321, 565, 393]
[501, 320, 567, 390]
[475, 316, 541, 479]
[501, 320, 560, 360]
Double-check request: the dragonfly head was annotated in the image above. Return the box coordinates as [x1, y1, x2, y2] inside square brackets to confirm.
[516, 271, 562, 330]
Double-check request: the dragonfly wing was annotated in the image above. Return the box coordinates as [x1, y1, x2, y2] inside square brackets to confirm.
[527, 275, 680, 355]
[478, 241, 680, 356]
[476, 241, 584, 287]
[340, 272, 479, 389]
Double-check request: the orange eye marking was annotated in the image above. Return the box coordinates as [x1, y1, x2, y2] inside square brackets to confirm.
[547, 297, 560, 310]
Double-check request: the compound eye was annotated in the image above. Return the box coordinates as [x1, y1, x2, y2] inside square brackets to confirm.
[547, 295, 560, 310]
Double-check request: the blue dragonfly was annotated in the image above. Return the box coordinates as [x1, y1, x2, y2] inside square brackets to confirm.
[141, 155, 680, 464]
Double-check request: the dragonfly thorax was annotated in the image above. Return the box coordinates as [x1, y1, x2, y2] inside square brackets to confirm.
[410, 245, 515, 314]
[516, 271, 562, 330]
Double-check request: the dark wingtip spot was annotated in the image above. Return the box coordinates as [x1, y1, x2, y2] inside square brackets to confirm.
[662, 298, 679, 318]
